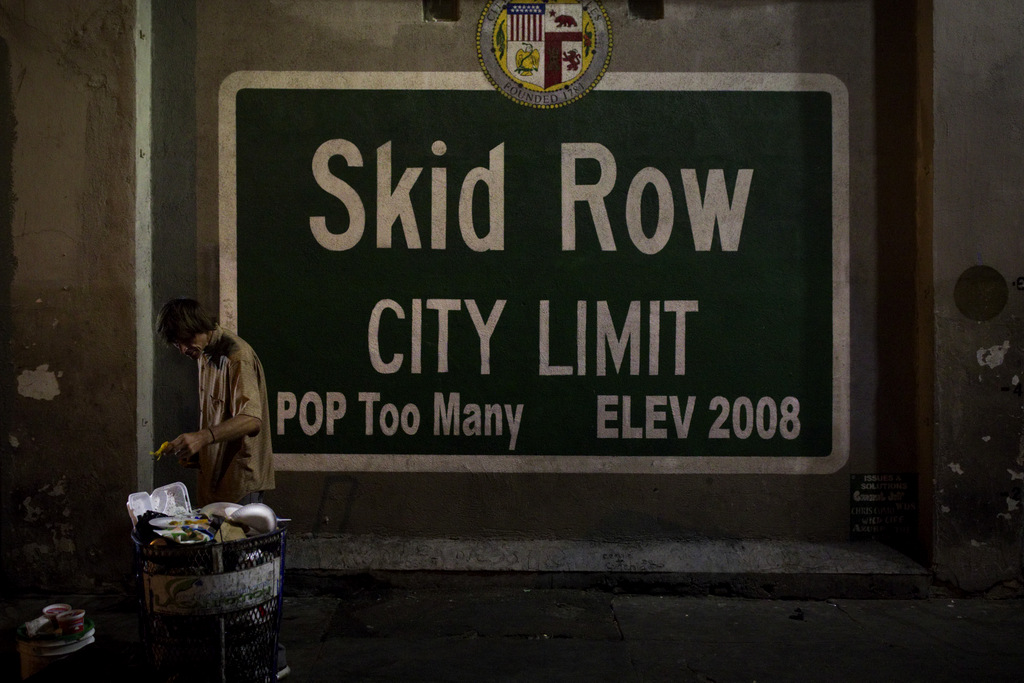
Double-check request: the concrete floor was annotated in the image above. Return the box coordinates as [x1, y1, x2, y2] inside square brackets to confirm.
[2, 586, 1024, 681]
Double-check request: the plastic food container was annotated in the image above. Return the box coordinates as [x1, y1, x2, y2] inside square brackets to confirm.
[42, 604, 71, 627]
[127, 482, 192, 524]
[57, 609, 86, 634]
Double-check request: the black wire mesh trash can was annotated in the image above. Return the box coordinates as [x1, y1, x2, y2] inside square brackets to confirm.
[133, 527, 286, 682]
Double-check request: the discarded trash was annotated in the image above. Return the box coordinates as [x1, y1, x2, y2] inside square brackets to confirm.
[229, 503, 278, 535]
[151, 482, 192, 516]
[42, 604, 71, 628]
[24, 616, 49, 638]
[16, 603, 95, 678]
[127, 482, 191, 524]
[56, 609, 86, 634]
[200, 501, 242, 519]
[129, 482, 285, 546]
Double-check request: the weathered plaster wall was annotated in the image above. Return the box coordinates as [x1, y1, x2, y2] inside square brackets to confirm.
[932, 0, 1024, 594]
[0, 0, 136, 591]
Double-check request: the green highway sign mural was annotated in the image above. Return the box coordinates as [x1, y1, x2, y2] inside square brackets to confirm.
[219, 72, 849, 474]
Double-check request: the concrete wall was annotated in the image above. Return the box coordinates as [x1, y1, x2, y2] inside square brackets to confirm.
[0, 0, 1019, 596]
[932, 1, 1024, 594]
[0, 0, 136, 590]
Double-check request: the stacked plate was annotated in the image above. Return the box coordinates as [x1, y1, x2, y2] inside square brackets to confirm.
[16, 618, 96, 678]
[148, 514, 215, 543]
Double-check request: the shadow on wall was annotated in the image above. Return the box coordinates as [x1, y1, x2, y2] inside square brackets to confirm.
[151, 0, 199, 495]
[0, 37, 17, 585]
[871, 0, 932, 565]
[312, 474, 361, 535]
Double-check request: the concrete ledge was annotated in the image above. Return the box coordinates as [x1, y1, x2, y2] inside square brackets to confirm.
[284, 535, 931, 599]
[287, 535, 925, 574]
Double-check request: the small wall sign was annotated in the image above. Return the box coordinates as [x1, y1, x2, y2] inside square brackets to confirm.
[850, 473, 918, 544]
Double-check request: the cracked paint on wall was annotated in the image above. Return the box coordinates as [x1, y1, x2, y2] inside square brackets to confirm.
[21, 497, 42, 522]
[20, 478, 75, 557]
[998, 496, 1020, 520]
[976, 341, 1010, 369]
[17, 365, 61, 400]
[52, 524, 75, 553]
[44, 478, 68, 498]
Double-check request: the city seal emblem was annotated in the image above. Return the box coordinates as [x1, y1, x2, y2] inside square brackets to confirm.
[477, 1, 612, 108]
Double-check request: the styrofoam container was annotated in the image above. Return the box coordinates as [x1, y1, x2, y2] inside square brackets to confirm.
[229, 503, 278, 535]
[200, 501, 242, 519]
[126, 482, 192, 524]
[151, 482, 191, 516]
[126, 492, 153, 524]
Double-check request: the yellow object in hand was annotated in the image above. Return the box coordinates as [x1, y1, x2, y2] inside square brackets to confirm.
[151, 441, 171, 460]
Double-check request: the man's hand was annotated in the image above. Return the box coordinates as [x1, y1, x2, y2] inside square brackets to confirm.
[169, 429, 213, 468]
[167, 416, 260, 468]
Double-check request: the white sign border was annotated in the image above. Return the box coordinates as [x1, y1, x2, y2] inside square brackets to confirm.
[219, 71, 850, 475]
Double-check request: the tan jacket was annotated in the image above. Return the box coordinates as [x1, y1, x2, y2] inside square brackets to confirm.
[195, 326, 275, 505]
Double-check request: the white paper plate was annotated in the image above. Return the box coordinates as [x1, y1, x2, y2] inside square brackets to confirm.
[149, 516, 206, 529]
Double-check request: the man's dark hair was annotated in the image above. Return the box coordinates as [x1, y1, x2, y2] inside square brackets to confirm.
[157, 298, 217, 345]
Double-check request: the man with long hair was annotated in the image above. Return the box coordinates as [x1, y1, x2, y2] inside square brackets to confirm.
[156, 297, 276, 506]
